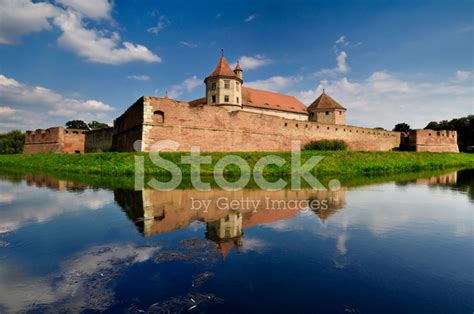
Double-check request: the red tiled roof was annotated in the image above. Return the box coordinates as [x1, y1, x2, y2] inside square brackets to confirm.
[234, 62, 242, 71]
[242, 87, 308, 114]
[308, 91, 346, 111]
[189, 87, 308, 114]
[208, 56, 237, 78]
[189, 97, 206, 106]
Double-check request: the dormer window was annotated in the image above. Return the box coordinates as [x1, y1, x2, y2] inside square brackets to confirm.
[224, 80, 230, 89]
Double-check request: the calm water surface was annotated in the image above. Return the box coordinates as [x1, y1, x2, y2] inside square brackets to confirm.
[0, 170, 473, 313]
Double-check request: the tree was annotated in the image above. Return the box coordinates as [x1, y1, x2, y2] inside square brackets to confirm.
[0, 130, 25, 154]
[393, 123, 411, 133]
[88, 121, 109, 130]
[65, 120, 89, 130]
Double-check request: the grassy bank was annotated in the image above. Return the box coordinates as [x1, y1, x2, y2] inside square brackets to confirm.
[0, 151, 473, 177]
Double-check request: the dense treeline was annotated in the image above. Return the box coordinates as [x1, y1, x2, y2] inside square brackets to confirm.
[0, 130, 25, 154]
[425, 115, 474, 152]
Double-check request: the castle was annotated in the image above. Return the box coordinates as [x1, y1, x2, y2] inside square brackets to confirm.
[24, 54, 459, 153]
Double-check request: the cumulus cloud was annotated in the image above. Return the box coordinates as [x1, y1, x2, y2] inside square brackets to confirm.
[167, 76, 202, 99]
[454, 70, 472, 82]
[0, 106, 16, 116]
[0, 73, 114, 132]
[293, 71, 474, 129]
[0, 0, 60, 44]
[244, 13, 259, 22]
[54, 10, 160, 65]
[127, 75, 150, 81]
[55, 0, 112, 20]
[0, 0, 160, 65]
[246, 76, 302, 92]
[233, 55, 272, 70]
[316, 51, 349, 76]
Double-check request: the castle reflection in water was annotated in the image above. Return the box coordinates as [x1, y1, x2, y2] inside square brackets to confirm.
[114, 187, 346, 259]
[23, 170, 469, 260]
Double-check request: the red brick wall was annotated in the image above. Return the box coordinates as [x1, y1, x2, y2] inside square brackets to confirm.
[24, 127, 85, 154]
[111, 98, 144, 152]
[408, 129, 459, 152]
[139, 97, 401, 152]
[85, 127, 114, 152]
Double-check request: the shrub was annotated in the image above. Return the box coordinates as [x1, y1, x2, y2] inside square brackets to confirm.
[303, 140, 348, 151]
[0, 130, 25, 154]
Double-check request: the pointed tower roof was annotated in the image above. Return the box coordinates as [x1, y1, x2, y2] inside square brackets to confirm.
[234, 61, 242, 71]
[208, 55, 237, 77]
[308, 89, 346, 111]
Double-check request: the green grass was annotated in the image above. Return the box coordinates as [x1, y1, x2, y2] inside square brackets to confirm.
[0, 151, 473, 178]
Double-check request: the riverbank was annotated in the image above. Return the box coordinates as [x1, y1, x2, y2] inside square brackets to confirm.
[0, 151, 473, 177]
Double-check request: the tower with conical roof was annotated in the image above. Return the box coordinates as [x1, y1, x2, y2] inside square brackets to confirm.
[307, 89, 347, 125]
[204, 50, 243, 109]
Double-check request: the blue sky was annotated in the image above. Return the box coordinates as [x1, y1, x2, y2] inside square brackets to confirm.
[0, 0, 472, 132]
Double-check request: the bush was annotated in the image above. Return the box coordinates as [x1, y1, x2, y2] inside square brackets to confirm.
[303, 140, 348, 151]
[0, 130, 25, 154]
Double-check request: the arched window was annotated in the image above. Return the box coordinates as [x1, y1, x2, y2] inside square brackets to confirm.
[154, 110, 165, 123]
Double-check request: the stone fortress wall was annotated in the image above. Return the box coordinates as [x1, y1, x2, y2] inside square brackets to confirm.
[404, 129, 459, 152]
[113, 96, 403, 152]
[84, 127, 114, 153]
[24, 127, 86, 154]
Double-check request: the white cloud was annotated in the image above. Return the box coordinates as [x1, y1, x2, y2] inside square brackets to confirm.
[244, 13, 259, 23]
[335, 35, 348, 47]
[147, 15, 169, 34]
[180, 41, 197, 48]
[0, 0, 160, 65]
[0, 0, 60, 44]
[316, 51, 349, 76]
[0, 73, 114, 132]
[0, 106, 16, 116]
[167, 76, 201, 99]
[246, 76, 302, 92]
[293, 71, 474, 129]
[127, 75, 150, 81]
[454, 70, 472, 82]
[54, 10, 160, 65]
[233, 55, 272, 70]
[55, 0, 112, 20]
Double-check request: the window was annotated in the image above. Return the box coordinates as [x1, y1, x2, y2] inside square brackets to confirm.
[224, 80, 230, 89]
[309, 112, 314, 118]
[224, 95, 229, 102]
[236, 97, 239, 103]
[211, 82, 216, 90]
[236, 82, 240, 91]
[339, 111, 342, 115]
[212, 95, 216, 103]
[325, 111, 329, 115]
[153, 110, 165, 123]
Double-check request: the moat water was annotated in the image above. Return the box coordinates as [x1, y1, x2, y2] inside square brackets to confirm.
[0, 169, 473, 313]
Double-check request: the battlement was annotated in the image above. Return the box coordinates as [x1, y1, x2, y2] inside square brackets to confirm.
[404, 129, 459, 152]
[112, 96, 402, 152]
[24, 127, 86, 154]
